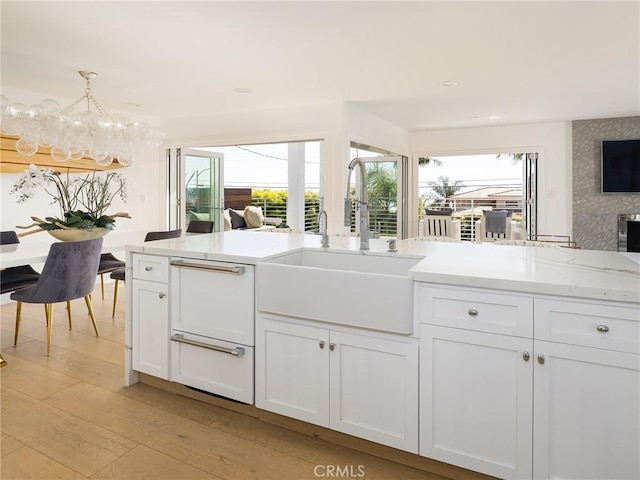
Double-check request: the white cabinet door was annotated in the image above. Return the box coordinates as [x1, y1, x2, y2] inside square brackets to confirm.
[420, 325, 533, 480]
[131, 279, 169, 379]
[329, 330, 419, 453]
[533, 340, 640, 480]
[255, 318, 330, 426]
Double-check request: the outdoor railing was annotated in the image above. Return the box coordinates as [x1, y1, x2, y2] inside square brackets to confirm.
[251, 196, 321, 232]
[250, 194, 523, 241]
[422, 199, 523, 242]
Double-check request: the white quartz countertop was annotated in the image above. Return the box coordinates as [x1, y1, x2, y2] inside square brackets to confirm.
[127, 231, 640, 304]
[406, 241, 640, 304]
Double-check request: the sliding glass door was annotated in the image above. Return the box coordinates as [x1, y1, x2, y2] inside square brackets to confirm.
[167, 148, 224, 232]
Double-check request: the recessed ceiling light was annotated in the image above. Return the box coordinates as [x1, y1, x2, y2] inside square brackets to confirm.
[469, 115, 479, 119]
[489, 115, 502, 120]
[126, 102, 143, 107]
[233, 87, 251, 93]
[441, 81, 458, 87]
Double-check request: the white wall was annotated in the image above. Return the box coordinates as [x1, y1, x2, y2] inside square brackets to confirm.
[345, 104, 411, 158]
[163, 102, 345, 231]
[0, 150, 163, 237]
[161, 102, 412, 234]
[164, 113, 572, 239]
[2, 84, 573, 240]
[410, 122, 572, 236]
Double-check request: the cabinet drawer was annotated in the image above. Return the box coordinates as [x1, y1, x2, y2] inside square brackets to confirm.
[170, 259, 254, 345]
[132, 254, 169, 283]
[417, 285, 533, 337]
[170, 332, 254, 404]
[535, 299, 640, 354]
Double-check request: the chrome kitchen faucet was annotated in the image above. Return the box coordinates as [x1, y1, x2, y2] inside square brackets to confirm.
[344, 158, 370, 251]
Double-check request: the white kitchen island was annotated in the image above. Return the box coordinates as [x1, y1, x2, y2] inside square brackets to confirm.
[124, 231, 640, 480]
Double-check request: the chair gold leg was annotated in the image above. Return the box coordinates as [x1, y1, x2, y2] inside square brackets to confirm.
[46, 303, 54, 355]
[100, 273, 105, 299]
[67, 300, 72, 330]
[84, 296, 99, 337]
[112, 279, 119, 318]
[14, 301, 22, 346]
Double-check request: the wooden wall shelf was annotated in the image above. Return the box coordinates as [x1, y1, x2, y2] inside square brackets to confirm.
[0, 135, 126, 173]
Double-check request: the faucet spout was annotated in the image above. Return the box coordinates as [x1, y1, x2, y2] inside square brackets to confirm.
[345, 158, 370, 250]
[318, 209, 329, 248]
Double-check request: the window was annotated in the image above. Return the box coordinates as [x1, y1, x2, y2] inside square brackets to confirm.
[168, 141, 322, 232]
[416, 152, 537, 241]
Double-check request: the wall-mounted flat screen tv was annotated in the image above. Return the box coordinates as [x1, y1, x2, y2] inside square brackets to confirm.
[601, 139, 640, 193]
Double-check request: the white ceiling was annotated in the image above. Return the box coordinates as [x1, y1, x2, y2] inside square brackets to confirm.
[2, 1, 639, 132]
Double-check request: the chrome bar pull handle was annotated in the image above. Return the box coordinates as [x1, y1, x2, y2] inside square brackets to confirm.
[537, 354, 545, 365]
[170, 259, 245, 275]
[170, 334, 245, 357]
[319, 340, 325, 349]
[468, 309, 478, 317]
[596, 325, 610, 333]
[523, 351, 530, 361]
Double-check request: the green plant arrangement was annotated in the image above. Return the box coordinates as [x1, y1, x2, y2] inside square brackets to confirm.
[11, 164, 130, 237]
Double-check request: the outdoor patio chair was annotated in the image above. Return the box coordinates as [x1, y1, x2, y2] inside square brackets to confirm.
[418, 211, 461, 241]
[474, 211, 515, 243]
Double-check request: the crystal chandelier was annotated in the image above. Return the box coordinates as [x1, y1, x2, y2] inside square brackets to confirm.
[0, 70, 163, 166]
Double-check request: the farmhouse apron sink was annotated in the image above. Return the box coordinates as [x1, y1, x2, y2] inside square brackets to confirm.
[257, 249, 422, 334]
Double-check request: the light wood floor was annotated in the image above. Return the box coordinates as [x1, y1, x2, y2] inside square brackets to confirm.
[0, 283, 481, 480]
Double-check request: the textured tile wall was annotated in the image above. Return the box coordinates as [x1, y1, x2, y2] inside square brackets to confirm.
[573, 116, 640, 251]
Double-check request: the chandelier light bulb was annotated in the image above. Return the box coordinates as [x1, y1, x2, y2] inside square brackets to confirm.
[15, 138, 38, 156]
[51, 146, 71, 162]
[0, 70, 164, 167]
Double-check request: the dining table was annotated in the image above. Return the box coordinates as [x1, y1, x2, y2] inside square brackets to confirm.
[0, 229, 148, 269]
[0, 229, 149, 368]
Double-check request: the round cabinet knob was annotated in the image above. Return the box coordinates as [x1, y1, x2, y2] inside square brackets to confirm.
[468, 309, 478, 317]
[523, 351, 530, 361]
[145, 266, 153, 271]
[319, 340, 325, 349]
[596, 325, 610, 333]
[537, 354, 545, 365]
[329, 343, 336, 351]
[158, 292, 166, 299]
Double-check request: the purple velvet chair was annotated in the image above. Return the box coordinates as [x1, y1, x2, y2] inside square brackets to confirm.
[187, 220, 214, 233]
[0, 231, 41, 295]
[97, 253, 125, 299]
[11, 237, 104, 355]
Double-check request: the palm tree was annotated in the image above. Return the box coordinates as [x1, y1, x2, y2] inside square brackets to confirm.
[366, 163, 397, 211]
[428, 176, 465, 204]
[418, 156, 442, 167]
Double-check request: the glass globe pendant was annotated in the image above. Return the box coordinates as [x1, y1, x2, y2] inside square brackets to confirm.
[0, 71, 164, 167]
